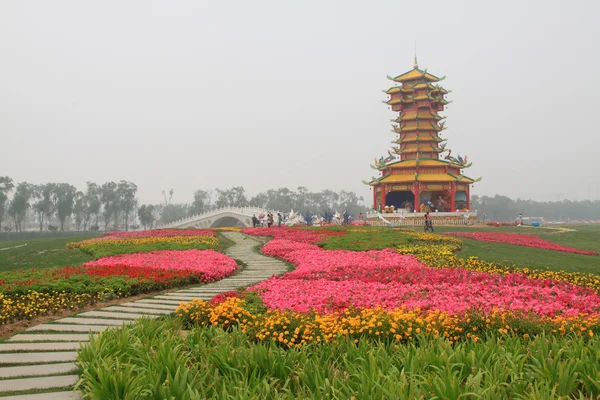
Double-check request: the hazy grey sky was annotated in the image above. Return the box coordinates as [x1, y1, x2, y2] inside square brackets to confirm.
[1, 0, 599, 205]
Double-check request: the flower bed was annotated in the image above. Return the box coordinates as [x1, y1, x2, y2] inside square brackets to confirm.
[253, 239, 600, 317]
[80, 249, 237, 282]
[68, 229, 219, 257]
[241, 227, 345, 244]
[175, 226, 600, 348]
[177, 296, 599, 347]
[486, 221, 518, 227]
[99, 229, 216, 239]
[1, 230, 234, 325]
[444, 232, 598, 256]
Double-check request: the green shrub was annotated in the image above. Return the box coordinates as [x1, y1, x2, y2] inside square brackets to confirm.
[77, 318, 600, 399]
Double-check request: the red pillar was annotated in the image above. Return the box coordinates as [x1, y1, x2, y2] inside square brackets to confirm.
[381, 184, 387, 208]
[413, 183, 420, 212]
[450, 183, 456, 211]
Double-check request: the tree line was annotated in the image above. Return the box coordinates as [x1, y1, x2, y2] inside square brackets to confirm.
[0, 177, 137, 232]
[159, 186, 369, 224]
[472, 195, 600, 222]
[0, 177, 369, 230]
[3, 175, 596, 230]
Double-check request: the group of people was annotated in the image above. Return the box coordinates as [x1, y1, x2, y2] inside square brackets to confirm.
[419, 196, 447, 213]
[252, 212, 283, 228]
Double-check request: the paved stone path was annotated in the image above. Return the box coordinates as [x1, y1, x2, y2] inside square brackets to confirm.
[0, 232, 285, 399]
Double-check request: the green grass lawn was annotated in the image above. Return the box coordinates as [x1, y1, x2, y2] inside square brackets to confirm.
[0, 236, 98, 272]
[414, 225, 600, 274]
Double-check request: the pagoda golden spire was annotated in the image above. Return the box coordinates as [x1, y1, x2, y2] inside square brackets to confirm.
[413, 41, 418, 69]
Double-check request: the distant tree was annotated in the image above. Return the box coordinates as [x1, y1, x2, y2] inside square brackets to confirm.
[82, 182, 101, 231]
[7, 182, 35, 231]
[117, 181, 138, 231]
[157, 189, 188, 224]
[0, 176, 15, 232]
[190, 189, 210, 215]
[215, 186, 248, 208]
[249, 192, 268, 208]
[338, 190, 365, 217]
[73, 191, 85, 231]
[53, 183, 78, 231]
[295, 186, 309, 213]
[100, 182, 118, 230]
[32, 183, 55, 231]
[138, 204, 155, 230]
[159, 203, 189, 224]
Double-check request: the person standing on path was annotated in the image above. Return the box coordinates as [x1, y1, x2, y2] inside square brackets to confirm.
[252, 214, 258, 228]
[277, 212, 282, 227]
[267, 213, 274, 228]
[424, 212, 434, 232]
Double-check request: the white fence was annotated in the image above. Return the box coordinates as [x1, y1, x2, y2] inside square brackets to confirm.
[366, 211, 478, 226]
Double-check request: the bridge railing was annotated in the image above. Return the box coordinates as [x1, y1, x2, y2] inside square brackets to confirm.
[155, 207, 281, 229]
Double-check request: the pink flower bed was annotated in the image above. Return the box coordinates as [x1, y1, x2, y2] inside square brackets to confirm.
[444, 232, 598, 256]
[251, 239, 600, 317]
[83, 249, 237, 281]
[100, 229, 216, 240]
[241, 227, 345, 244]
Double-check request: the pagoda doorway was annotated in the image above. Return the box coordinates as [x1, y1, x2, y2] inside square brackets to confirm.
[421, 191, 451, 212]
[455, 191, 468, 211]
[385, 191, 414, 212]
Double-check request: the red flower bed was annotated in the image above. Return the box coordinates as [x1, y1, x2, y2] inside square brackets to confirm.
[444, 232, 598, 256]
[241, 227, 345, 244]
[486, 222, 518, 227]
[250, 239, 600, 317]
[81, 250, 238, 281]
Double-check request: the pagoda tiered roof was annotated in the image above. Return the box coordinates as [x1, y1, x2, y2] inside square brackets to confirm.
[391, 68, 441, 83]
[392, 124, 442, 133]
[371, 172, 475, 185]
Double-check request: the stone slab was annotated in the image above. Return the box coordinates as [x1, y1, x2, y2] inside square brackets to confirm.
[120, 302, 178, 310]
[78, 311, 159, 320]
[161, 292, 206, 297]
[0, 342, 83, 352]
[8, 334, 90, 343]
[0, 375, 78, 392]
[175, 289, 229, 294]
[0, 392, 81, 400]
[136, 299, 183, 305]
[212, 279, 261, 282]
[0, 352, 77, 364]
[26, 324, 111, 333]
[55, 317, 133, 326]
[244, 262, 284, 264]
[0, 362, 77, 379]
[163, 294, 214, 299]
[103, 306, 173, 315]
[153, 295, 205, 302]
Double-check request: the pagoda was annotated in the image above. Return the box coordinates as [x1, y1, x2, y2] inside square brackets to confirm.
[366, 58, 479, 214]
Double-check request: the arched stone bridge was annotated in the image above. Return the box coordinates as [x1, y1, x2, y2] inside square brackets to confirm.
[155, 207, 280, 229]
